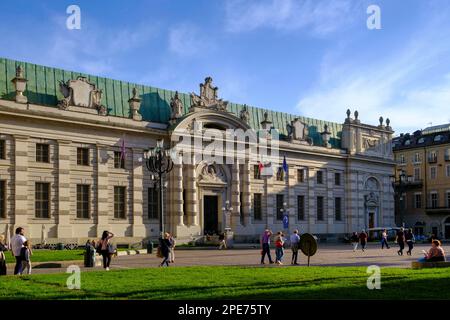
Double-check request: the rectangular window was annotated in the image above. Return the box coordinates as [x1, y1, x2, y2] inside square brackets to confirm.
[430, 167, 437, 180]
[316, 171, 323, 184]
[253, 165, 261, 180]
[77, 148, 89, 166]
[335, 172, 341, 186]
[415, 194, 422, 209]
[276, 167, 284, 181]
[446, 165, 450, 177]
[114, 186, 126, 219]
[276, 194, 284, 220]
[414, 168, 421, 181]
[76, 184, 90, 219]
[335, 197, 342, 221]
[114, 151, 125, 169]
[36, 143, 49, 163]
[297, 169, 305, 183]
[148, 187, 158, 219]
[445, 149, 450, 161]
[0, 140, 5, 159]
[431, 193, 438, 209]
[35, 182, 50, 218]
[0, 180, 5, 218]
[429, 151, 437, 163]
[414, 153, 421, 163]
[398, 154, 405, 164]
[253, 193, 262, 221]
[317, 196, 324, 221]
[297, 195, 305, 221]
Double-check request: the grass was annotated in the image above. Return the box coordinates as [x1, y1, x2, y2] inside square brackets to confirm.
[4, 250, 84, 264]
[0, 266, 449, 300]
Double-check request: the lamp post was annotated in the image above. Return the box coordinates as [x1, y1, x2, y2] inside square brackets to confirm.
[390, 170, 411, 228]
[144, 139, 174, 236]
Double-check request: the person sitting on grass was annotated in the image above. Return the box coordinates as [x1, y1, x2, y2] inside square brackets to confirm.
[419, 240, 446, 263]
[20, 240, 33, 275]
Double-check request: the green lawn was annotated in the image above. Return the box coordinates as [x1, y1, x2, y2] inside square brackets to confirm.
[4, 250, 84, 264]
[0, 266, 449, 300]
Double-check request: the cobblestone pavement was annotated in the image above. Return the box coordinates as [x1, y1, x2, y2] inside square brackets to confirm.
[6, 242, 445, 275]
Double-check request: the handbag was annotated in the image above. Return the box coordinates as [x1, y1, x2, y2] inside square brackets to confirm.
[156, 246, 163, 258]
[107, 243, 115, 254]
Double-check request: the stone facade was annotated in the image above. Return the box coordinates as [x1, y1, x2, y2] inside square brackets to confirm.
[0, 59, 396, 244]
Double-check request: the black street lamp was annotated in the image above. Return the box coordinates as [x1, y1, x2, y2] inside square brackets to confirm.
[390, 170, 411, 227]
[144, 139, 174, 236]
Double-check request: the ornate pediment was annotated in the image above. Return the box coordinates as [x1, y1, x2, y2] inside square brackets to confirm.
[286, 118, 312, 145]
[190, 77, 228, 112]
[198, 163, 227, 185]
[58, 77, 107, 115]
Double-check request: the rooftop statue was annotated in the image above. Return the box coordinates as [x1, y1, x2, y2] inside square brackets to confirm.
[240, 105, 250, 123]
[190, 77, 228, 112]
[170, 91, 184, 121]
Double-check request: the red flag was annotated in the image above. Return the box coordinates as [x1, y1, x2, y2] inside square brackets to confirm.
[258, 161, 263, 173]
[120, 137, 126, 160]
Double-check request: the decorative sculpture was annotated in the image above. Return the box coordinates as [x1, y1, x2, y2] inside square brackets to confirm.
[320, 124, 332, 148]
[240, 104, 250, 123]
[190, 77, 228, 112]
[128, 87, 142, 121]
[58, 76, 107, 115]
[287, 118, 309, 142]
[170, 91, 183, 122]
[11, 65, 28, 104]
[379, 116, 384, 127]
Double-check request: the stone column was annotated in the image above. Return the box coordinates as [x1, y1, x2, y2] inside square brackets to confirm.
[307, 168, 316, 233]
[265, 175, 274, 228]
[231, 161, 242, 229]
[173, 162, 184, 227]
[13, 135, 29, 230]
[287, 163, 296, 233]
[327, 170, 334, 234]
[132, 148, 145, 237]
[57, 140, 72, 238]
[96, 145, 110, 236]
[187, 155, 198, 226]
[242, 161, 252, 226]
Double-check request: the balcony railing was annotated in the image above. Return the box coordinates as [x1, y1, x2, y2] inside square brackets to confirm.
[428, 157, 437, 163]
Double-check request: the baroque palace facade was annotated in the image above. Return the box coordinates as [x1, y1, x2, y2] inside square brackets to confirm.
[393, 124, 450, 239]
[0, 58, 395, 244]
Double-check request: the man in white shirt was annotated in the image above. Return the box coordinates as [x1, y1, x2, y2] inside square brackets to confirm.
[10, 227, 26, 275]
[290, 229, 301, 265]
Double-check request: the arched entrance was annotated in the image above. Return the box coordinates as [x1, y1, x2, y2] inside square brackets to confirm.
[364, 177, 381, 231]
[444, 216, 450, 240]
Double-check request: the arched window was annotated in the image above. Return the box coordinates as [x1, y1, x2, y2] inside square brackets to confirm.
[444, 217, 450, 224]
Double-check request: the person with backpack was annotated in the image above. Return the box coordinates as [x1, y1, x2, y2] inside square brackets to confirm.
[97, 231, 114, 271]
[405, 228, 415, 256]
[359, 230, 368, 252]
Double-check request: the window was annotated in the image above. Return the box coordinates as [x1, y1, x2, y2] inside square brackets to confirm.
[253, 193, 262, 220]
[414, 168, 421, 181]
[415, 194, 422, 209]
[77, 148, 89, 166]
[114, 151, 125, 169]
[317, 196, 324, 221]
[316, 171, 323, 184]
[35, 182, 50, 218]
[276, 194, 284, 220]
[335, 197, 342, 221]
[148, 187, 158, 219]
[253, 165, 261, 180]
[297, 195, 305, 221]
[297, 169, 305, 183]
[0, 140, 5, 159]
[36, 143, 49, 163]
[446, 165, 450, 177]
[431, 193, 438, 209]
[335, 172, 341, 186]
[447, 192, 450, 208]
[0, 180, 5, 218]
[76, 185, 90, 219]
[398, 154, 405, 164]
[434, 135, 443, 142]
[276, 167, 284, 181]
[114, 186, 126, 219]
[445, 149, 450, 161]
[414, 153, 421, 163]
[418, 138, 425, 144]
[428, 151, 437, 163]
[430, 167, 437, 180]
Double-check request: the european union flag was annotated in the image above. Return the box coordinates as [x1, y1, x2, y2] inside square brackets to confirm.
[283, 214, 289, 229]
[282, 155, 288, 173]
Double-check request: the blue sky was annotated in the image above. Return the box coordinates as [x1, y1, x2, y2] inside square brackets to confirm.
[1, 0, 450, 134]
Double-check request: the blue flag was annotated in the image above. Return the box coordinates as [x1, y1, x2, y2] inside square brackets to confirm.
[283, 214, 289, 229]
[282, 155, 288, 173]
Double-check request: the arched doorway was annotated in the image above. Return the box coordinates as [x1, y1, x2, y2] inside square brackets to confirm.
[364, 177, 381, 232]
[444, 217, 450, 240]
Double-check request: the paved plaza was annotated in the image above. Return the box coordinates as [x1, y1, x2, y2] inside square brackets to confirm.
[5, 242, 446, 275]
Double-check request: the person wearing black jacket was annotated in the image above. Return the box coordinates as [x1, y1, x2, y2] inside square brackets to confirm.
[405, 228, 415, 256]
[159, 232, 171, 267]
[0, 235, 7, 275]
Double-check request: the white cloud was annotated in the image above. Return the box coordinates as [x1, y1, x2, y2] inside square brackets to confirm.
[224, 0, 360, 36]
[168, 23, 213, 57]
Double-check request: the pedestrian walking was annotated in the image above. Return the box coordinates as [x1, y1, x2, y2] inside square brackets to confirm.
[350, 232, 359, 251]
[158, 232, 171, 267]
[20, 240, 32, 275]
[396, 227, 406, 256]
[381, 229, 390, 249]
[97, 231, 114, 271]
[260, 229, 274, 264]
[10, 227, 26, 275]
[0, 235, 8, 276]
[359, 230, 368, 252]
[218, 232, 227, 250]
[405, 228, 415, 256]
[168, 233, 176, 263]
[290, 229, 300, 265]
[275, 231, 285, 265]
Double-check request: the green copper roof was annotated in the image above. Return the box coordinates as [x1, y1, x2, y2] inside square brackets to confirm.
[0, 57, 342, 148]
